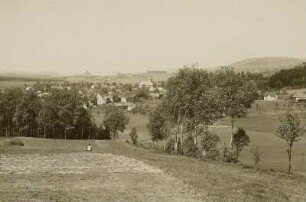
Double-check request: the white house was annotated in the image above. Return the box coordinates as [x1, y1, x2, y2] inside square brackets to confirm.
[121, 97, 127, 103]
[127, 103, 136, 111]
[139, 81, 153, 89]
[97, 94, 104, 105]
[149, 92, 160, 99]
[264, 94, 278, 101]
[292, 92, 306, 102]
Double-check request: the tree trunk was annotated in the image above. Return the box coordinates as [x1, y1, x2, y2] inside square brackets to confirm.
[288, 144, 292, 173]
[230, 118, 235, 147]
[43, 125, 46, 138]
[163, 140, 166, 151]
[64, 129, 67, 140]
[180, 124, 184, 154]
[174, 127, 178, 154]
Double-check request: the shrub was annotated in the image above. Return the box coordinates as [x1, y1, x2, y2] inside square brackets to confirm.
[183, 135, 200, 157]
[0, 138, 24, 146]
[201, 131, 220, 160]
[231, 127, 250, 162]
[223, 147, 238, 163]
[250, 146, 262, 167]
[129, 127, 138, 145]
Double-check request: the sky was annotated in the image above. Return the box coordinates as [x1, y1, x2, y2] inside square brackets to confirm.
[0, 0, 305, 75]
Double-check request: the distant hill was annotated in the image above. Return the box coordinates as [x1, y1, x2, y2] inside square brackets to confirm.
[82, 71, 92, 76]
[230, 57, 304, 75]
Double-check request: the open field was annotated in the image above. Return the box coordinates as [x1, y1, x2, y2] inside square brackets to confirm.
[0, 81, 36, 89]
[0, 138, 197, 202]
[0, 137, 305, 201]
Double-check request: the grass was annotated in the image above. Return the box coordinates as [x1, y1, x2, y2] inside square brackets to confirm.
[0, 81, 36, 89]
[96, 140, 306, 201]
[1, 137, 305, 201]
[91, 100, 306, 174]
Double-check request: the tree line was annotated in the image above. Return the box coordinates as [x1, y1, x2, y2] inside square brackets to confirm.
[269, 63, 306, 89]
[0, 88, 109, 139]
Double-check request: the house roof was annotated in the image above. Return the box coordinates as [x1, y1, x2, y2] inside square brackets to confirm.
[293, 92, 306, 99]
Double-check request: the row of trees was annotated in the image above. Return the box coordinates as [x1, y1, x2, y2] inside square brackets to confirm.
[0, 88, 98, 139]
[147, 66, 257, 161]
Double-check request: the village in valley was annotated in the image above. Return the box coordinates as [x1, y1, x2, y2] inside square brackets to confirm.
[0, 0, 306, 201]
[1, 62, 306, 201]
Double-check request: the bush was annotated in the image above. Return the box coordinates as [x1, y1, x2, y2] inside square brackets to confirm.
[183, 136, 200, 157]
[129, 127, 138, 145]
[250, 146, 262, 167]
[0, 138, 24, 146]
[165, 138, 175, 153]
[231, 127, 250, 162]
[223, 146, 238, 163]
[201, 131, 220, 160]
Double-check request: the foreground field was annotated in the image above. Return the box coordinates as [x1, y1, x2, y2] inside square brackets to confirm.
[0, 137, 305, 201]
[0, 138, 197, 202]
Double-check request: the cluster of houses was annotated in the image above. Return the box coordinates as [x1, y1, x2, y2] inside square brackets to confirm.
[24, 79, 166, 111]
[95, 80, 165, 111]
[96, 94, 136, 111]
[263, 92, 306, 103]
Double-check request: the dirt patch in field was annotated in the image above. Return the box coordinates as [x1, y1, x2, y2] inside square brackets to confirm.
[0, 152, 199, 201]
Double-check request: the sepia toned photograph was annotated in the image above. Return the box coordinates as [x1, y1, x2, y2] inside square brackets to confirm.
[0, 0, 305, 201]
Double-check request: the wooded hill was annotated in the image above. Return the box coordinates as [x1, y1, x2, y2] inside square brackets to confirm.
[230, 57, 304, 75]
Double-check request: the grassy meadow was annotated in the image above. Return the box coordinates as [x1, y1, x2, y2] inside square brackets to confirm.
[1, 137, 305, 201]
[0, 80, 36, 89]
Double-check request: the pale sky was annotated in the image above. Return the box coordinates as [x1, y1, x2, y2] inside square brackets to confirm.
[0, 0, 305, 75]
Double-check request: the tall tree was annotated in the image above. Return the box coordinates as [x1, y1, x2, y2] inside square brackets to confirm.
[165, 65, 215, 153]
[147, 104, 170, 149]
[103, 106, 129, 140]
[275, 109, 304, 173]
[215, 67, 258, 145]
[13, 91, 41, 137]
[0, 88, 24, 137]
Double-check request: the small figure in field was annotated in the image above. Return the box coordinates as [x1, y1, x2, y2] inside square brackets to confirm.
[86, 143, 93, 151]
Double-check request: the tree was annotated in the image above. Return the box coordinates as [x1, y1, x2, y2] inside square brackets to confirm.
[164, 65, 217, 154]
[231, 127, 250, 162]
[147, 105, 170, 149]
[215, 67, 258, 145]
[13, 91, 42, 137]
[250, 146, 262, 167]
[134, 88, 150, 102]
[275, 109, 304, 173]
[0, 88, 24, 137]
[113, 95, 121, 103]
[129, 127, 138, 145]
[103, 106, 129, 140]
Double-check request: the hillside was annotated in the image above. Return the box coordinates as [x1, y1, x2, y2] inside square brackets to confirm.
[1, 137, 305, 201]
[230, 57, 304, 75]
